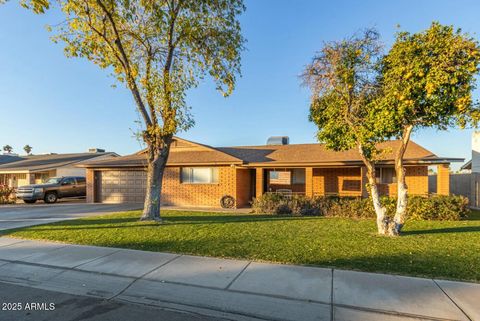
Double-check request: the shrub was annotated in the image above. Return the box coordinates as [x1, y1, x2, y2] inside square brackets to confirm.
[251, 193, 290, 215]
[407, 195, 469, 221]
[251, 193, 470, 221]
[0, 185, 15, 204]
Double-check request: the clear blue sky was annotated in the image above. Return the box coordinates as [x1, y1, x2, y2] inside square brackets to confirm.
[0, 0, 478, 170]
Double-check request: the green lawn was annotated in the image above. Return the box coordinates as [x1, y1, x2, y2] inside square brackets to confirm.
[2, 210, 480, 282]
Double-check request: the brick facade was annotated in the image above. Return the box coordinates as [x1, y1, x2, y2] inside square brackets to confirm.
[255, 168, 264, 199]
[87, 164, 432, 206]
[311, 166, 428, 197]
[305, 167, 313, 197]
[161, 166, 237, 207]
[376, 166, 428, 196]
[313, 167, 363, 197]
[437, 164, 450, 195]
[89, 166, 239, 207]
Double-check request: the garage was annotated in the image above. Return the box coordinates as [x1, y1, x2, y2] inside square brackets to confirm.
[95, 170, 146, 203]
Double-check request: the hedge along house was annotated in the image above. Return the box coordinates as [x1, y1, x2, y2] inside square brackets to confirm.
[0, 151, 118, 188]
[78, 137, 460, 208]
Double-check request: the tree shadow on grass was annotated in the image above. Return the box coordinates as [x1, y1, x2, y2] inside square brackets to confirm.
[403, 226, 480, 236]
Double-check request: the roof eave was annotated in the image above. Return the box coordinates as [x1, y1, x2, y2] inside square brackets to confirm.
[244, 158, 460, 168]
[78, 160, 244, 168]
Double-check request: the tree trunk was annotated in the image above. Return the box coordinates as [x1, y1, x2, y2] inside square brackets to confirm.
[358, 145, 391, 235]
[140, 136, 173, 222]
[391, 125, 414, 235]
[365, 162, 391, 235]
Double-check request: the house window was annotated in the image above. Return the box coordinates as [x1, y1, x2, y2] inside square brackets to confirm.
[375, 168, 396, 184]
[181, 167, 219, 184]
[292, 169, 305, 184]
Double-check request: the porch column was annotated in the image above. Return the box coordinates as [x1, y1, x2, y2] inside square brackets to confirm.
[26, 173, 34, 185]
[86, 169, 95, 203]
[305, 167, 313, 197]
[437, 164, 450, 195]
[361, 166, 369, 198]
[255, 168, 264, 199]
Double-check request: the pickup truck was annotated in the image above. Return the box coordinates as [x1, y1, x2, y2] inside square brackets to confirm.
[16, 176, 86, 204]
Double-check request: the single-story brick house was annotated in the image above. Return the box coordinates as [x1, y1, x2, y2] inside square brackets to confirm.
[78, 137, 459, 208]
[0, 151, 118, 188]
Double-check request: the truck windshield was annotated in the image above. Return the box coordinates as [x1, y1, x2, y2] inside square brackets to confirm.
[44, 177, 62, 184]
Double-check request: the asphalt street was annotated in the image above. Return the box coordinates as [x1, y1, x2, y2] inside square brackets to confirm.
[0, 282, 225, 321]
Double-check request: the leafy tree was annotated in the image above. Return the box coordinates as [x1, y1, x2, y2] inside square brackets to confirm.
[13, 0, 245, 221]
[380, 23, 480, 234]
[2, 145, 13, 153]
[303, 29, 397, 235]
[23, 145, 33, 155]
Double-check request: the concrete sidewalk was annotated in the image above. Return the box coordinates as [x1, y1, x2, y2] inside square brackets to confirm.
[0, 236, 478, 321]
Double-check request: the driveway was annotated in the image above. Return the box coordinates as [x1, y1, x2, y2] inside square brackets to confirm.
[0, 203, 142, 231]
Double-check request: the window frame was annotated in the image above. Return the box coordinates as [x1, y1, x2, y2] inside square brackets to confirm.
[292, 168, 306, 184]
[180, 167, 219, 185]
[375, 167, 397, 184]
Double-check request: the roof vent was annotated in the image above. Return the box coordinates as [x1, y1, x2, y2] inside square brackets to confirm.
[88, 148, 105, 153]
[266, 136, 289, 145]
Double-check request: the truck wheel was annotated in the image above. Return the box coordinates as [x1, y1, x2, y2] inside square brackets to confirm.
[44, 192, 58, 204]
[24, 200, 37, 204]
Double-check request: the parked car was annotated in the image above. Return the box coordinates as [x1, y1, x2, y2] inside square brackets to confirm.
[16, 176, 86, 204]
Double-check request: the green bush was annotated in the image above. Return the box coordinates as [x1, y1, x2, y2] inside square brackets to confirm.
[251, 193, 470, 221]
[0, 185, 15, 204]
[407, 195, 469, 221]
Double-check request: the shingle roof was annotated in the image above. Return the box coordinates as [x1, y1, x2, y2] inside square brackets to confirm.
[218, 140, 439, 165]
[0, 153, 117, 172]
[79, 138, 456, 168]
[79, 149, 243, 168]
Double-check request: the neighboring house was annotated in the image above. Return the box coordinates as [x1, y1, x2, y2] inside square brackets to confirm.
[79, 137, 459, 207]
[455, 132, 480, 207]
[0, 154, 24, 166]
[0, 150, 118, 188]
[460, 160, 471, 173]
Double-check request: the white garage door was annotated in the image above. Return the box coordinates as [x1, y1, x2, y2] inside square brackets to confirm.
[99, 170, 146, 203]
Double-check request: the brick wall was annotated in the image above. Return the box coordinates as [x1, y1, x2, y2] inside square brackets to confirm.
[312, 166, 428, 197]
[437, 164, 450, 195]
[379, 166, 428, 196]
[405, 166, 429, 195]
[161, 166, 237, 207]
[305, 167, 313, 197]
[313, 167, 362, 196]
[255, 168, 264, 198]
[87, 164, 431, 206]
